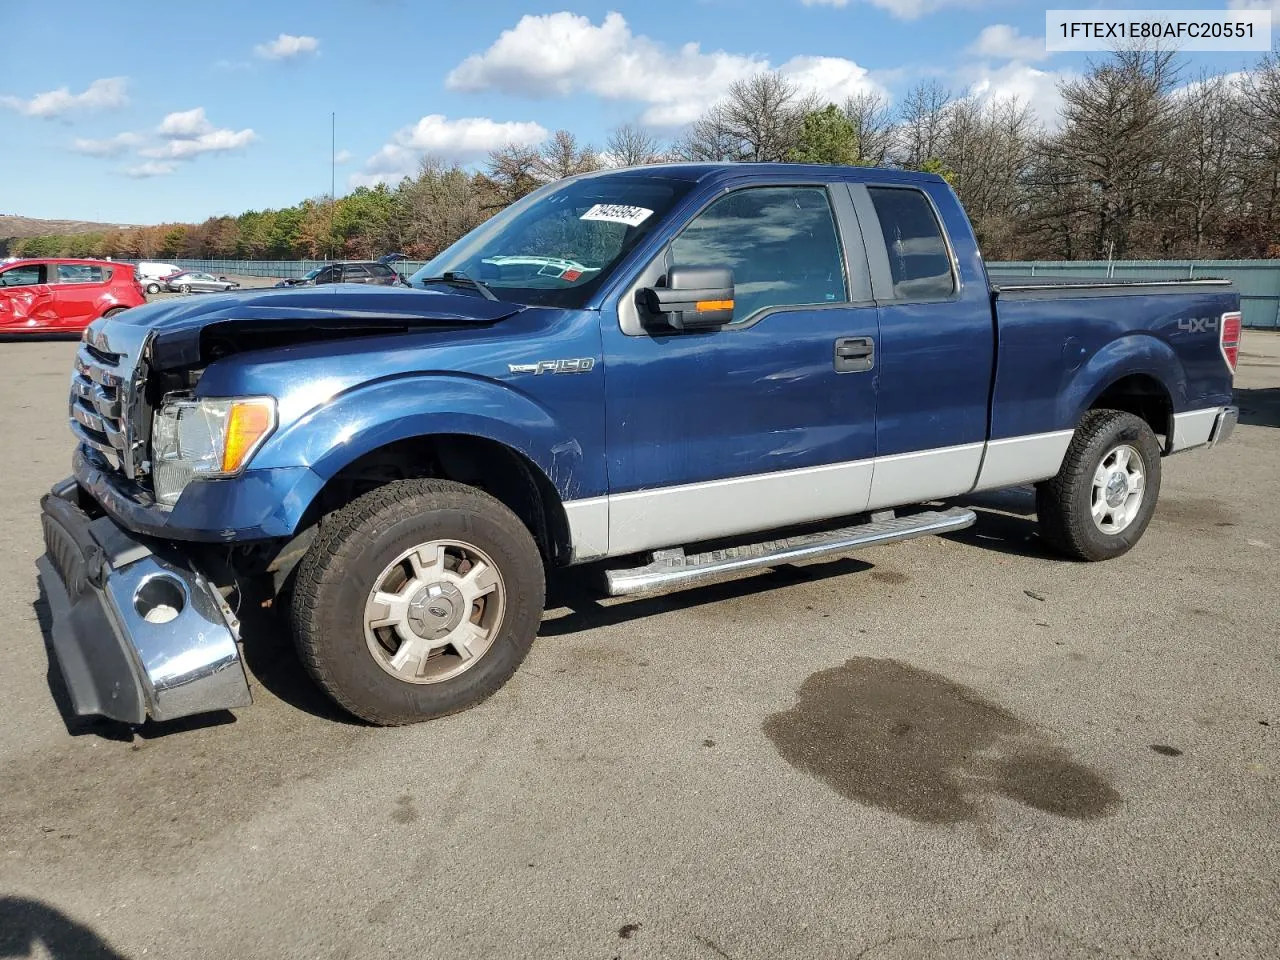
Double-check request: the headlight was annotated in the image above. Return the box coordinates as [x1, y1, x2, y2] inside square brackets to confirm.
[151, 396, 276, 505]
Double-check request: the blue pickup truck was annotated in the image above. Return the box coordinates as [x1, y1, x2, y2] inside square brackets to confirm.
[38, 163, 1242, 726]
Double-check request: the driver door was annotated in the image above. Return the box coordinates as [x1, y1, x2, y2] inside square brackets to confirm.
[600, 182, 880, 556]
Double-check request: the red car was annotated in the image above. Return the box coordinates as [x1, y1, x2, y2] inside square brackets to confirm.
[0, 258, 146, 335]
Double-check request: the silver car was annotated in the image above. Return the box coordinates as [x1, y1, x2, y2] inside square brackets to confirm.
[164, 271, 240, 294]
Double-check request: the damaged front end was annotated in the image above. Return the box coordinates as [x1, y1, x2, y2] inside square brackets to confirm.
[39, 286, 526, 724]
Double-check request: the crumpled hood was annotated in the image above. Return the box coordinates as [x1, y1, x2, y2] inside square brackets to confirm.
[92, 283, 524, 370]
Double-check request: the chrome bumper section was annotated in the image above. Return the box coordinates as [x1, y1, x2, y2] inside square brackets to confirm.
[37, 480, 251, 724]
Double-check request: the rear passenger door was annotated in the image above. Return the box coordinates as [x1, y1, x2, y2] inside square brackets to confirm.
[53, 263, 107, 325]
[850, 183, 995, 509]
[342, 264, 372, 284]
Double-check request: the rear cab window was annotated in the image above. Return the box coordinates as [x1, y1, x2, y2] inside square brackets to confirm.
[866, 187, 956, 300]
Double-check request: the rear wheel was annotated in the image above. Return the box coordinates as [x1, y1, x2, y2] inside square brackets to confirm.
[291, 479, 545, 725]
[146, 282, 160, 294]
[101, 307, 126, 319]
[1036, 409, 1163, 561]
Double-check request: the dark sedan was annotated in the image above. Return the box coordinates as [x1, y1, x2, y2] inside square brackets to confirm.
[274, 257, 406, 288]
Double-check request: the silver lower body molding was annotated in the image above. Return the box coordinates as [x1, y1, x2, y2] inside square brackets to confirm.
[604, 507, 976, 597]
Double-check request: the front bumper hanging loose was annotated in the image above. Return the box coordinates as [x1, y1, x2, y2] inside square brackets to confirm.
[37, 478, 252, 724]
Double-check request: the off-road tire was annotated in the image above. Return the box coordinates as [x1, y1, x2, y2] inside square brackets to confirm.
[290, 479, 545, 725]
[1036, 409, 1162, 562]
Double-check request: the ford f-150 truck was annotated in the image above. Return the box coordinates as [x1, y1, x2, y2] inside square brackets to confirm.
[37, 163, 1241, 727]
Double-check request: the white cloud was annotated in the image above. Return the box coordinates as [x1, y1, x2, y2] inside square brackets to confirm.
[157, 107, 215, 138]
[963, 62, 1075, 128]
[141, 127, 257, 159]
[1227, 1, 1280, 14]
[967, 25, 1050, 62]
[123, 161, 177, 178]
[333, 149, 353, 164]
[254, 33, 320, 60]
[0, 77, 128, 118]
[71, 132, 142, 157]
[355, 115, 549, 186]
[801, 0, 992, 18]
[447, 12, 886, 127]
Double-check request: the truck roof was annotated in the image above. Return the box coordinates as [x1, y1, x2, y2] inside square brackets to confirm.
[579, 162, 948, 187]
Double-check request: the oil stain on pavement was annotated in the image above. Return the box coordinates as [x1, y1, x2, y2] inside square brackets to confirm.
[763, 658, 1121, 824]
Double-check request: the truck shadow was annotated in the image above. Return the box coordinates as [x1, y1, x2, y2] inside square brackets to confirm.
[0, 896, 129, 960]
[941, 488, 1055, 560]
[1235, 386, 1280, 428]
[542, 557, 872, 636]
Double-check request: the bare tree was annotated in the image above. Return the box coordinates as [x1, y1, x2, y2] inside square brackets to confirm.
[1160, 72, 1238, 256]
[1052, 47, 1180, 258]
[895, 81, 953, 169]
[605, 122, 664, 166]
[679, 71, 815, 162]
[535, 129, 601, 181]
[486, 143, 540, 205]
[841, 90, 894, 166]
[939, 98, 1039, 257]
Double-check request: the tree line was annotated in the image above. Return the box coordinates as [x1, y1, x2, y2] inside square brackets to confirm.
[10, 47, 1280, 264]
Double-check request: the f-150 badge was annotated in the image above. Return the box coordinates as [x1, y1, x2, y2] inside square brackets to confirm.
[508, 358, 596, 375]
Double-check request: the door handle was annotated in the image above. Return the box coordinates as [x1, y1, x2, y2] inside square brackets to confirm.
[834, 336, 875, 373]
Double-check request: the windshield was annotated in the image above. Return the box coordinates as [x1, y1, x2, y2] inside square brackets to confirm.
[409, 173, 693, 308]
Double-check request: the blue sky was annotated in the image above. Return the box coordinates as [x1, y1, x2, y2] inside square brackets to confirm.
[0, 0, 1272, 224]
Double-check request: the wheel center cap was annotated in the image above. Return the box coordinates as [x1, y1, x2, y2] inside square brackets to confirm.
[1105, 471, 1128, 507]
[406, 582, 465, 640]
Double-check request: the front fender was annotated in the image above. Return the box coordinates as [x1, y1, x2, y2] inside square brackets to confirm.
[252, 373, 590, 501]
[1061, 333, 1186, 428]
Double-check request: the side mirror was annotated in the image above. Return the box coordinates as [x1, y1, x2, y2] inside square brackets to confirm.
[640, 265, 734, 331]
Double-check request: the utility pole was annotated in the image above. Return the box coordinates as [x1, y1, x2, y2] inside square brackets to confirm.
[329, 111, 336, 262]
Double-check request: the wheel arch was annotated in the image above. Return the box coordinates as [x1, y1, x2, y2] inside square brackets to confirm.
[1067, 334, 1185, 444]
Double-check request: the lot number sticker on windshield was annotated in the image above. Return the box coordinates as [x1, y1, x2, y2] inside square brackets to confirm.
[580, 204, 654, 227]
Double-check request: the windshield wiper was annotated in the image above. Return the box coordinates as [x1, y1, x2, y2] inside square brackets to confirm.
[417, 271, 498, 301]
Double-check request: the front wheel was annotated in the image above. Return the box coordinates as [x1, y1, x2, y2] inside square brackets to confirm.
[1036, 409, 1163, 562]
[290, 479, 545, 725]
[179, 284, 191, 293]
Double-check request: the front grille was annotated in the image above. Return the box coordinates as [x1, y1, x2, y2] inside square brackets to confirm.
[70, 344, 139, 478]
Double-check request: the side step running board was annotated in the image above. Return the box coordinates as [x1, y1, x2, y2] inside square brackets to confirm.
[605, 507, 976, 597]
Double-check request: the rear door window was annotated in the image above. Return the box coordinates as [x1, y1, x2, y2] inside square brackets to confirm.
[370, 263, 397, 280]
[867, 187, 955, 300]
[55, 264, 107, 284]
[343, 264, 372, 281]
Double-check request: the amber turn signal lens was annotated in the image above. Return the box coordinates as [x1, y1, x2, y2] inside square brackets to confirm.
[221, 399, 276, 473]
[695, 299, 734, 312]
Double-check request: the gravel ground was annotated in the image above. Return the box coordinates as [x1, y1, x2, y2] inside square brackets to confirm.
[0, 325, 1275, 960]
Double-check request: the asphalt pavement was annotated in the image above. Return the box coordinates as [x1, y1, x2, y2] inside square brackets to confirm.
[0, 326, 1275, 960]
